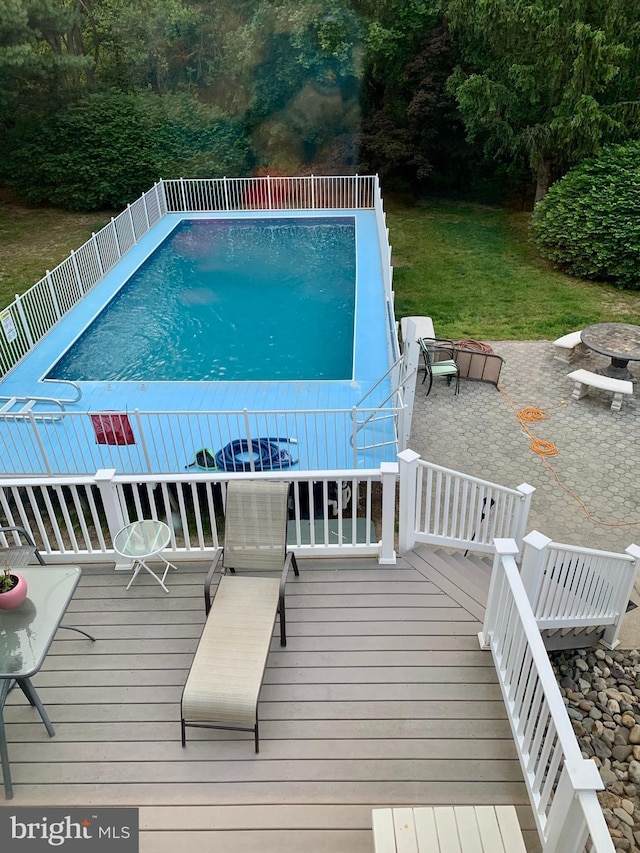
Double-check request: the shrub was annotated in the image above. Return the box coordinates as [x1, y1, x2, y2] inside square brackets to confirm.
[530, 143, 640, 290]
[3, 92, 253, 211]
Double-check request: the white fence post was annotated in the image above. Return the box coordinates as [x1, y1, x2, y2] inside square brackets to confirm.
[92, 233, 104, 276]
[513, 482, 535, 547]
[94, 468, 129, 569]
[111, 217, 122, 258]
[478, 538, 519, 649]
[45, 270, 61, 320]
[520, 529, 552, 601]
[397, 448, 421, 554]
[400, 321, 420, 448]
[601, 542, 640, 649]
[69, 249, 84, 298]
[379, 461, 398, 565]
[542, 763, 609, 853]
[127, 203, 135, 240]
[142, 191, 150, 229]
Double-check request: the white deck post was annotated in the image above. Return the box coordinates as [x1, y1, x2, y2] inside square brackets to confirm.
[94, 469, 130, 570]
[397, 448, 421, 554]
[479, 538, 519, 649]
[542, 763, 608, 853]
[601, 542, 640, 649]
[379, 462, 398, 565]
[513, 482, 535, 548]
[520, 530, 552, 602]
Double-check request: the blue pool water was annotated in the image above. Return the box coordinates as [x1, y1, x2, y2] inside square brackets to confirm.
[48, 217, 356, 382]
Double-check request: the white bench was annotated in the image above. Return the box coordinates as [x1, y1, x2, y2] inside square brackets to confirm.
[568, 369, 633, 412]
[553, 330, 588, 363]
[372, 806, 526, 853]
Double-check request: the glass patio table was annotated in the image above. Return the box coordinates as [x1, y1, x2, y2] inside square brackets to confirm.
[0, 565, 84, 799]
[581, 323, 640, 381]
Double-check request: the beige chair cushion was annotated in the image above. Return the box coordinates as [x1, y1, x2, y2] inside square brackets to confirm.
[182, 575, 280, 728]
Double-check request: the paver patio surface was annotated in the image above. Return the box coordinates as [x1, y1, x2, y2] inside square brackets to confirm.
[409, 340, 640, 558]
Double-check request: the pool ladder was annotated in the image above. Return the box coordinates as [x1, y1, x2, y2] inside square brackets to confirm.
[351, 358, 404, 461]
[0, 380, 82, 422]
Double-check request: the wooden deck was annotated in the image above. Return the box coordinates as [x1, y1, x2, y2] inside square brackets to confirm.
[2, 547, 540, 852]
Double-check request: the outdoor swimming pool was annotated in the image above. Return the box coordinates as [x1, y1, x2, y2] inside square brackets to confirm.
[47, 217, 357, 382]
[0, 181, 399, 475]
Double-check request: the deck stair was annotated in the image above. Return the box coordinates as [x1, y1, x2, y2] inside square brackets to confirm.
[408, 544, 606, 651]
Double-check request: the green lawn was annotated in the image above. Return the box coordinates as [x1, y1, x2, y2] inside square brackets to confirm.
[1, 193, 639, 341]
[0, 192, 113, 307]
[387, 197, 640, 340]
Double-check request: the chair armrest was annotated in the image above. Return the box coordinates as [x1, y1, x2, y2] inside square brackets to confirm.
[279, 551, 296, 603]
[204, 549, 224, 614]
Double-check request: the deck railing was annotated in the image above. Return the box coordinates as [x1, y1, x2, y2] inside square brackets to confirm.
[397, 449, 534, 554]
[481, 540, 616, 853]
[520, 530, 640, 649]
[0, 464, 398, 565]
[0, 174, 382, 383]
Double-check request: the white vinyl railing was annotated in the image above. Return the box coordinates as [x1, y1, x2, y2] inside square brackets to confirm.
[0, 464, 398, 565]
[520, 530, 640, 650]
[0, 402, 402, 476]
[0, 175, 381, 382]
[480, 540, 616, 853]
[397, 449, 534, 554]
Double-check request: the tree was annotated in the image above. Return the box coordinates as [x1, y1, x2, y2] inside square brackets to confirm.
[445, 0, 640, 200]
[0, 0, 93, 114]
[531, 142, 640, 290]
[2, 91, 253, 210]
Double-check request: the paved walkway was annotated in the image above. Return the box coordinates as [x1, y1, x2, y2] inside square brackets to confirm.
[409, 340, 640, 565]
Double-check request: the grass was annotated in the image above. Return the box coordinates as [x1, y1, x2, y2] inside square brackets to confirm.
[1, 192, 639, 341]
[387, 196, 640, 340]
[0, 191, 113, 307]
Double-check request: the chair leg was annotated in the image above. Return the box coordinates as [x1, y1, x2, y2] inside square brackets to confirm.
[291, 553, 299, 577]
[425, 373, 433, 396]
[279, 595, 287, 646]
[255, 717, 260, 753]
[181, 718, 186, 747]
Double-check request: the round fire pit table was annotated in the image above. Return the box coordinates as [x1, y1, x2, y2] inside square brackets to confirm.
[580, 323, 640, 381]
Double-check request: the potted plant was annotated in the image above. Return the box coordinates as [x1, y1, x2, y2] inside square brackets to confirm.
[0, 563, 28, 610]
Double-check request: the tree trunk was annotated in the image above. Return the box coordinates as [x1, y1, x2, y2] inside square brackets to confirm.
[534, 159, 552, 202]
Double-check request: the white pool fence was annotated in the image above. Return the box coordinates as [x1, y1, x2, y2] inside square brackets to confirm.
[0, 175, 395, 380]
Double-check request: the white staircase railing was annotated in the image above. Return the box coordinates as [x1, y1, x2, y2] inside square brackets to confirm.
[481, 540, 616, 853]
[397, 448, 534, 554]
[520, 530, 640, 649]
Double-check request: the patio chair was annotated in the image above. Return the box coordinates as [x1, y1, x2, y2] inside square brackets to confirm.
[181, 480, 300, 751]
[0, 526, 45, 567]
[418, 338, 461, 395]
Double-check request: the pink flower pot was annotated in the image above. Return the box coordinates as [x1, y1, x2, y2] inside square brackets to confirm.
[0, 573, 28, 610]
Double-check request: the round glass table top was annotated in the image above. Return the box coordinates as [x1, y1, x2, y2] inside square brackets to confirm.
[113, 519, 171, 559]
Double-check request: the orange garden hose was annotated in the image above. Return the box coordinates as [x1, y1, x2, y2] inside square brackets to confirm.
[498, 385, 640, 528]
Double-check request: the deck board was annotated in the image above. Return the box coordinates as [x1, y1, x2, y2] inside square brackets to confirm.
[1, 554, 540, 852]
